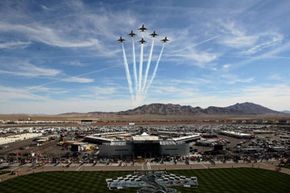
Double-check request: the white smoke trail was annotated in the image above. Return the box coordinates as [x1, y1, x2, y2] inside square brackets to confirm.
[132, 38, 138, 96]
[145, 44, 165, 95]
[138, 43, 144, 93]
[142, 39, 155, 93]
[121, 43, 134, 101]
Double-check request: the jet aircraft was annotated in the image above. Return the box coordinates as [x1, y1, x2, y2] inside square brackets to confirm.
[117, 36, 125, 43]
[128, 30, 136, 37]
[139, 38, 146, 44]
[161, 37, 169, 43]
[150, 31, 158, 37]
[139, 24, 147, 32]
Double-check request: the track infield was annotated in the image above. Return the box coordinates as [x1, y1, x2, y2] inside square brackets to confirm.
[0, 168, 289, 193]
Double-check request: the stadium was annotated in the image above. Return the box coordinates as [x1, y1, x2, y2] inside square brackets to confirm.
[84, 131, 201, 158]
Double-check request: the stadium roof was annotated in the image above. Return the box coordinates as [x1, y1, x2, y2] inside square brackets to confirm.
[132, 132, 159, 141]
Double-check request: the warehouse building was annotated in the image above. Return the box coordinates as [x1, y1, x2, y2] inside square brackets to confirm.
[219, 130, 253, 139]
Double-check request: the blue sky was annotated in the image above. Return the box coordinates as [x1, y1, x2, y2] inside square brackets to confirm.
[0, 0, 290, 114]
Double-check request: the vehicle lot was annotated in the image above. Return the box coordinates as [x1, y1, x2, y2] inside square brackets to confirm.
[0, 123, 289, 173]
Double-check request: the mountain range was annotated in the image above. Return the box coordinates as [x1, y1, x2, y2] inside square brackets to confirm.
[116, 102, 280, 116]
[3, 102, 284, 117]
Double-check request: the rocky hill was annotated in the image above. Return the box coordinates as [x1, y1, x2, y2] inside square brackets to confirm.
[118, 102, 280, 115]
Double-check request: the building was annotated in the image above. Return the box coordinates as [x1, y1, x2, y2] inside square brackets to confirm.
[89, 132, 196, 158]
[160, 140, 189, 156]
[219, 130, 253, 139]
[99, 141, 132, 157]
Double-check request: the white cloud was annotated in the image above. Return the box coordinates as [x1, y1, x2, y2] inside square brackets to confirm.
[162, 28, 220, 67]
[28, 86, 68, 95]
[0, 60, 96, 83]
[146, 84, 290, 111]
[0, 3, 139, 58]
[170, 78, 212, 85]
[40, 4, 50, 11]
[92, 86, 117, 95]
[223, 35, 257, 48]
[0, 65, 289, 114]
[0, 86, 47, 102]
[0, 61, 60, 77]
[268, 74, 289, 83]
[0, 1, 289, 114]
[218, 21, 283, 54]
[221, 74, 254, 84]
[174, 49, 219, 65]
[242, 32, 283, 55]
[219, 21, 258, 48]
[227, 40, 290, 69]
[0, 41, 31, 49]
[0, 22, 99, 48]
[269, 74, 282, 81]
[0, 85, 129, 114]
[222, 64, 231, 70]
[0, 97, 133, 114]
[62, 76, 94, 83]
[235, 84, 290, 110]
[66, 61, 87, 67]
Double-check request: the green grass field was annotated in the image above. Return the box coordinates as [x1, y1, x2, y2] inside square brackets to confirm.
[0, 168, 289, 193]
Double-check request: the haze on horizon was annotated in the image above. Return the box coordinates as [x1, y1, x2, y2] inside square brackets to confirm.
[0, 0, 290, 114]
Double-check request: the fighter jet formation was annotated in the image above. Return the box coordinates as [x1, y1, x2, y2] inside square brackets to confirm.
[117, 24, 169, 105]
[118, 26, 169, 45]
